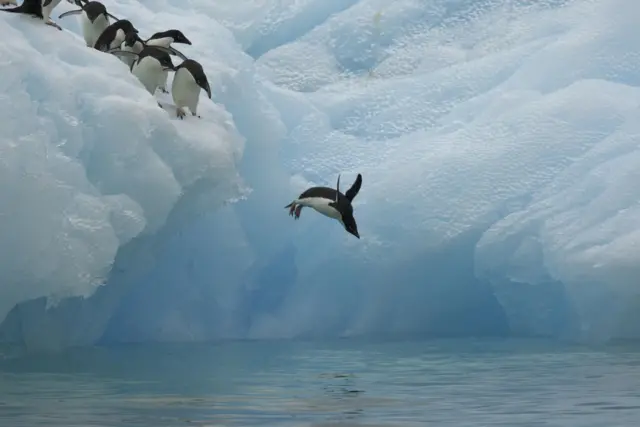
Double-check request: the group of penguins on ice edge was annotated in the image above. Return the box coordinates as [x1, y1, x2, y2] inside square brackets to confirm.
[1, 0, 211, 119]
[1, 0, 365, 239]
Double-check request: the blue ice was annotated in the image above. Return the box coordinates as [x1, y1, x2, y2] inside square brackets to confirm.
[1, 0, 639, 352]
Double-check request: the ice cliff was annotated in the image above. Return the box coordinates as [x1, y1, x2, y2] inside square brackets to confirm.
[2, 0, 640, 352]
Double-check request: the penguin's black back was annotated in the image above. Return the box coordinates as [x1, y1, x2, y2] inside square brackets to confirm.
[178, 59, 207, 83]
[83, 1, 106, 22]
[139, 46, 174, 68]
[0, 0, 43, 18]
[299, 174, 362, 205]
[149, 29, 181, 41]
[299, 187, 346, 203]
[94, 19, 135, 50]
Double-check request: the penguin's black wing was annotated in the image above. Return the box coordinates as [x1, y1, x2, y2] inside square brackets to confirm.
[1, 0, 42, 16]
[298, 186, 338, 201]
[345, 173, 362, 202]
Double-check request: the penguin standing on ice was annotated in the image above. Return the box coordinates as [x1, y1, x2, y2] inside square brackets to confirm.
[145, 29, 192, 93]
[171, 59, 211, 119]
[0, 0, 64, 30]
[58, 0, 117, 47]
[115, 31, 188, 82]
[285, 174, 363, 239]
[109, 47, 177, 96]
[93, 18, 137, 52]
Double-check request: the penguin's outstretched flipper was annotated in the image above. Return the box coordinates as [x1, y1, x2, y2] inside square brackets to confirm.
[58, 9, 82, 18]
[107, 49, 139, 60]
[345, 174, 362, 202]
[148, 45, 189, 61]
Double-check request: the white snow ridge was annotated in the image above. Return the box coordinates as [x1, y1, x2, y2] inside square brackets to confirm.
[0, 3, 243, 330]
[2, 0, 640, 351]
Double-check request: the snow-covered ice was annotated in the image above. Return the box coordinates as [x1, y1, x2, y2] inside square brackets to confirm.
[2, 0, 640, 351]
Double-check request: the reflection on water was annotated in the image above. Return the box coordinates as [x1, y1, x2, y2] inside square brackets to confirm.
[1, 339, 640, 426]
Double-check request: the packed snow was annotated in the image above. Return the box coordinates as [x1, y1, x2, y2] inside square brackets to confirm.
[1, 0, 640, 351]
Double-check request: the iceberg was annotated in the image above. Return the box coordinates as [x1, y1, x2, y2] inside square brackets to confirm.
[1, 0, 640, 351]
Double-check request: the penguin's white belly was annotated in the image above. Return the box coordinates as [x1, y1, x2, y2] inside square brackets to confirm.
[42, 0, 62, 22]
[299, 197, 342, 221]
[157, 69, 169, 90]
[172, 68, 200, 113]
[132, 58, 162, 94]
[82, 13, 109, 48]
[146, 37, 172, 48]
[110, 29, 126, 50]
[120, 41, 143, 67]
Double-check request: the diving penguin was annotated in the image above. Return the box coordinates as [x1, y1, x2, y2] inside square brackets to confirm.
[285, 173, 363, 239]
[58, 0, 118, 47]
[0, 0, 64, 30]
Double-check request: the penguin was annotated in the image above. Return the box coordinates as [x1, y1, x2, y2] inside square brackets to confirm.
[117, 31, 144, 67]
[1, 0, 64, 30]
[109, 46, 177, 96]
[145, 29, 191, 93]
[171, 59, 211, 119]
[145, 29, 192, 48]
[285, 173, 363, 239]
[93, 18, 137, 52]
[58, 0, 117, 47]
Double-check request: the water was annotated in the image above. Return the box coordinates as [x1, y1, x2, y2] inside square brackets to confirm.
[1, 339, 640, 426]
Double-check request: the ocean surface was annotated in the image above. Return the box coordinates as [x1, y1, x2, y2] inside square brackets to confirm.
[1, 339, 640, 427]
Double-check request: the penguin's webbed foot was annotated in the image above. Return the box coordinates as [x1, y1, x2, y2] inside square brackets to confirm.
[191, 111, 201, 119]
[159, 87, 169, 94]
[176, 107, 186, 119]
[288, 203, 302, 219]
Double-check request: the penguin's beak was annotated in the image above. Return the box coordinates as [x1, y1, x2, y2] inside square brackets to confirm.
[182, 37, 192, 45]
[202, 82, 212, 99]
[346, 227, 360, 239]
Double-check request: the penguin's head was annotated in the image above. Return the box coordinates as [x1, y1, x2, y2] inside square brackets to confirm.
[123, 31, 139, 47]
[121, 20, 139, 34]
[196, 75, 211, 99]
[94, 5, 109, 23]
[341, 206, 360, 239]
[167, 29, 192, 45]
[149, 29, 192, 45]
[182, 59, 211, 99]
[158, 53, 176, 72]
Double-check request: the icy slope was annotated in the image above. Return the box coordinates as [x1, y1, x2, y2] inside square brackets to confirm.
[3, 0, 640, 350]
[0, 10, 243, 325]
[224, 0, 640, 342]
